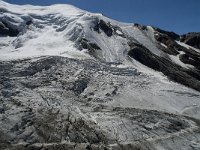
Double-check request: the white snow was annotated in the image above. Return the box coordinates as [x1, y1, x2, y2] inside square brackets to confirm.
[0, 0, 85, 16]
[122, 25, 163, 56]
[2, 0, 194, 69]
[161, 43, 168, 48]
[84, 68, 200, 119]
[0, 1, 129, 62]
[116, 30, 123, 35]
[0, 1, 93, 60]
[169, 51, 194, 69]
[0, 0, 164, 62]
[0, 25, 92, 60]
[176, 41, 200, 53]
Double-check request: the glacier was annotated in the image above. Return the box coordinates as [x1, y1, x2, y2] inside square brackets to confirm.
[0, 1, 200, 149]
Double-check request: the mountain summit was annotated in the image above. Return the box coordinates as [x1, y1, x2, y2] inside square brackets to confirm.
[0, 1, 200, 150]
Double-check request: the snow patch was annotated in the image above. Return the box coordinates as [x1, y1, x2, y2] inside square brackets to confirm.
[169, 51, 194, 69]
[176, 41, 200, 53]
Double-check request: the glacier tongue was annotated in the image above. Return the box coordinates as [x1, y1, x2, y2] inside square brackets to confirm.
[0, 56, 200, 150]
[1, 1, 200, 150]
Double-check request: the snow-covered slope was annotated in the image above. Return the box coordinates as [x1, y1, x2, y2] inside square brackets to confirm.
[0, 0, 92, 60]
[1, 1, 200, 150]
[1, 1, 199, 67]
[1, 0, 200, 91]
[0, 0, 173, 61]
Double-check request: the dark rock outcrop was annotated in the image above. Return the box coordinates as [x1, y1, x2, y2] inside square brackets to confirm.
[79, 38, 102, 59]
[0, 21, 19, 36]
[154, 33, 180, 55]
[134, 23, 147, 31]
[179, 53, 200, 70]
[128, 43, 200, 92]
[153, 27, 180, 40]
[94, 19, 113, 37]
[153, 30, 200, 84]
[80, 38, 101, 51]
[181, 32, 200, 49]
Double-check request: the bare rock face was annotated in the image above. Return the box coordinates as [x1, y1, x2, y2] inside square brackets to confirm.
[78, 38, 102, 59]
[153, 27, 180, 40]
[94, 19, 113, 37]
[0, 21, 19, 36]
[181, 33, 200, 49]
[128, 42, 200, 92]
[146, 28, 200, 92]
[154, 32, 180, 55]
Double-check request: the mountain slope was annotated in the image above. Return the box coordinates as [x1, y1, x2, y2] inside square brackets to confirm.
[0, 1, 200, 150]
[1, 1, 200, 92]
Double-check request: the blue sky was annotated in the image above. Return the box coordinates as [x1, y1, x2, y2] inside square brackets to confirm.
[5, 0, 200, 34]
